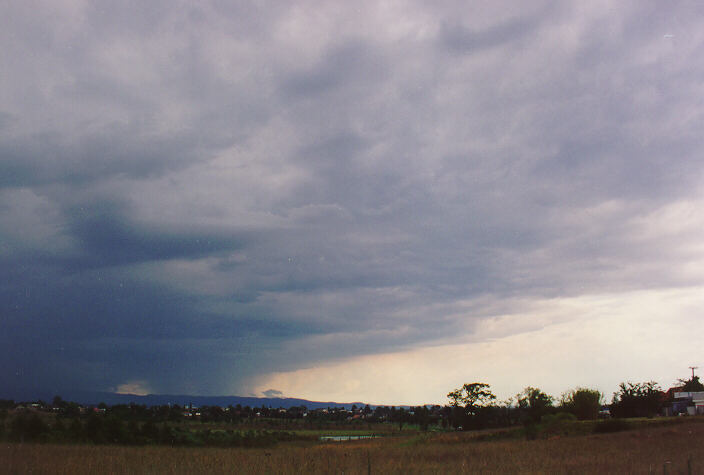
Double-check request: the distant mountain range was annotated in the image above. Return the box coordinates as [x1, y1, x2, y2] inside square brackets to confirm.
[2, 388, 372, 410]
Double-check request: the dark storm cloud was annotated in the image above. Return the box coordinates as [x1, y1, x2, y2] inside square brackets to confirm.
[2, 1, 704, 398]
[65, 200, 251, 267]
[0, 130, 202, 188]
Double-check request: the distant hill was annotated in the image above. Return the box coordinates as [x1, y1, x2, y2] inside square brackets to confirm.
[72, 392, 370, 410]
[2, 388, 371, 410]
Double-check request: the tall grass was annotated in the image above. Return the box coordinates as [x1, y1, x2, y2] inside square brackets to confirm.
[3, 418, 704, 473]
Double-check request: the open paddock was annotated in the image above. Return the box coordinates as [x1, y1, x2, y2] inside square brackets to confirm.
[3, 418, 704, 473]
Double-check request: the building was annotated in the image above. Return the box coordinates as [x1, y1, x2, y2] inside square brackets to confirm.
[663, 390, 704, 416]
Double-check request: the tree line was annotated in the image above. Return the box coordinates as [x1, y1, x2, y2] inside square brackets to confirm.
[2, 411, 297, 447]
[445, 375, 704, 433]
[2, 374, 701, 445]
[0, 396, 441, 445]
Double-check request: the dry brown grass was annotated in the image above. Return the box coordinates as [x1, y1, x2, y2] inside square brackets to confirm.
[3, 419, 704, 474]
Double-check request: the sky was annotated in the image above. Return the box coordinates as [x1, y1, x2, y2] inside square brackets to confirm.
[2, 1, 704, 406]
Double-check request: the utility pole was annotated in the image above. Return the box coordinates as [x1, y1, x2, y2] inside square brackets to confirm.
[689, 366, 698, 379]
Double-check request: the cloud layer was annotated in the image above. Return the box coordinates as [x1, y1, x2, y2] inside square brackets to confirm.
[2, 1, 704, 402]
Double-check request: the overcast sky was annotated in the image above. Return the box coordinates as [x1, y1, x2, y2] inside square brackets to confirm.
[2, 1, 704, 405]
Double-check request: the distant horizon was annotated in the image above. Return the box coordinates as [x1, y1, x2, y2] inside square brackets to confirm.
[3, 369, 696, 408]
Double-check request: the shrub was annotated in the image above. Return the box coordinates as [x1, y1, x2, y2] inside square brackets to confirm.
[561, 388, 603, 420]
[594, 418, 630, 433]
[610, 382, 663, 418]
[10, 414, 49, 442]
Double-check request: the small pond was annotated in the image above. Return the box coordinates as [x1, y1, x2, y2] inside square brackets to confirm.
[319, 435, 380, 442]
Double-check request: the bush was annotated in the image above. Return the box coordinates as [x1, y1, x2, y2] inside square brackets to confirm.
[543, 412, 577, 423]
[523, 423, 540, 440]
[594, 418, 630, 433]
[561, 388, 602, 420]
[10, 414, 49, 442]
[84, 414, 107, 444]
[516, 387, 554, 424]
[610, 382, 663, 418]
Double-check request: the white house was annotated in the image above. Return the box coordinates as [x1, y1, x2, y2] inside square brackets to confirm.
[673, 392, 704, 415]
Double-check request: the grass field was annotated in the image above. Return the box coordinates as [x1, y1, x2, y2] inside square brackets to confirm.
[3, 418, 704, 474]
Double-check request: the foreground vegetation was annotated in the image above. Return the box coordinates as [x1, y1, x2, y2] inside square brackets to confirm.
[4, 373, 703, 472]
[5, 372, 701, 448]
[3, 418, 704, 474]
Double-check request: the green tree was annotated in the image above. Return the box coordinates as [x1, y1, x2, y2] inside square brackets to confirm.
[611, 381, 663, 418]
[413, 405, 431, 431]
[678, 375, 704, 392]
[516, 387, 553, 424]
[447, 383, 497, 430]
[394, 407, 408, 431]
[447, 383, 496, 416]
[560, 387, 603, 420]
